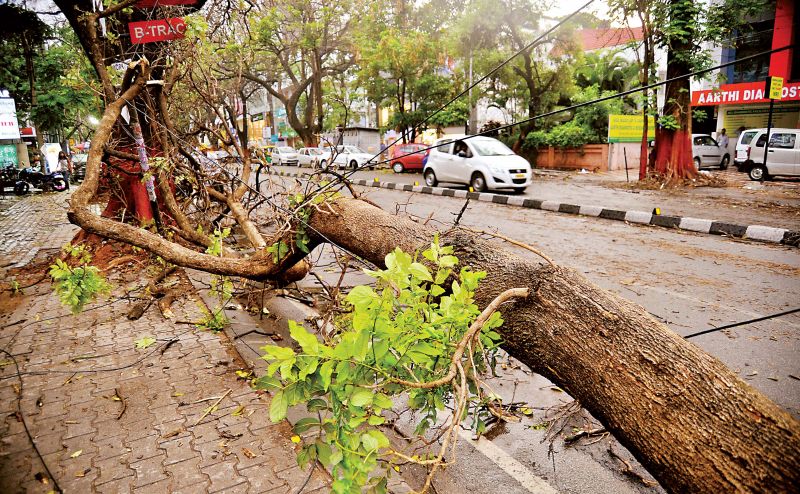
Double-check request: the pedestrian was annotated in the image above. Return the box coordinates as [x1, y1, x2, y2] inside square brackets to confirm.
[57, 151, 73, 189]
[717, 128, 729, 150]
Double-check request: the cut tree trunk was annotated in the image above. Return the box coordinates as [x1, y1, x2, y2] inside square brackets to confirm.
[306, 198, 800, 493]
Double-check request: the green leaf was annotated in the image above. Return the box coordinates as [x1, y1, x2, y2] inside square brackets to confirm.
[134, 336, 156, 350]
[269, 390, 289, 422]
[294, 417, 320, 433]
[365, 429, 390, 449]
[350, 388, 373, 407]
[409, 263, 433, 282]
[361, 433, 379, 452]
[289, 320, 319, 355]
[373, 393, 393, 410]
[345, 285, 378, 310]
[307, 398, 328, 412]
[368, 415, 386, 426]
[319, 361, 334, 391]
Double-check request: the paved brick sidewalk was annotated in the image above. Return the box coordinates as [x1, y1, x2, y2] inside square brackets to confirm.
[0, 195, 329, 493]
[0, 193, 77, 269]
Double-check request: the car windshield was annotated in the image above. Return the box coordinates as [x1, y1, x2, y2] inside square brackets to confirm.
[344, 146, 364, 153]
[278, 147, 294, 153]
[309, 149, 324, 155]
[470, 138, 514, 156]
[740, 131, 758, 145]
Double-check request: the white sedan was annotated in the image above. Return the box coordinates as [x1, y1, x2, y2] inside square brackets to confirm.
[270, 146, 299, 166]
[297, 147, 326, 168]
[320, 145, 377, 171]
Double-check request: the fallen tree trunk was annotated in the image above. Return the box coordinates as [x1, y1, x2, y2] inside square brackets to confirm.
[306, 198, 800, 493]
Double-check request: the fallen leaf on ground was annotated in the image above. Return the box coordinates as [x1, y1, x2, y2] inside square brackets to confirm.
[291, 435, 301, 443]
[231, 406, 245, 416]
[70, 450, 82, 458]
[75, 468, 91, 478]
[134, 336, 156, 349]
[242, 447, 258, 459]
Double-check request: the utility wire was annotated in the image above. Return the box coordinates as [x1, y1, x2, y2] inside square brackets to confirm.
[310, 42, 796, 181]
[371, 0, 595, 159]
[684, 307, 800, 340]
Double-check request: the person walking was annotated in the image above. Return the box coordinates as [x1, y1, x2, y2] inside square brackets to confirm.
[718, 128, 730, 151]
[57, 151, 73, 189]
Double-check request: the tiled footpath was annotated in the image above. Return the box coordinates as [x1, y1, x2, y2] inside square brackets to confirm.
[0, 194, 329, 493]
[270, 170, 800, 247]
[0, 194, 78, 269]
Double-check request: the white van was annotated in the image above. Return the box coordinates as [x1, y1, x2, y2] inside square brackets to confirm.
[733, 128, 762, 171]
[735, 128, 800, 180]
[423, 135, 532, 193]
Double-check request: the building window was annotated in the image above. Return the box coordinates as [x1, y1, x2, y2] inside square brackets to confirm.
[733, 20, 773, 83]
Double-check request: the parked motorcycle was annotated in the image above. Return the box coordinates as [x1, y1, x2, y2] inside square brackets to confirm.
[15, 167, 67, 194]
[1, 164, 20, 194]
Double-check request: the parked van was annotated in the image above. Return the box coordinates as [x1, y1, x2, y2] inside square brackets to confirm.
[735, 128, 800, 180]
[734, 128, 762, 171]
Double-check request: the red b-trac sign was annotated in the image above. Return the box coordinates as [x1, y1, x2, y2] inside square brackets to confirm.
[128, 17, 187, 44]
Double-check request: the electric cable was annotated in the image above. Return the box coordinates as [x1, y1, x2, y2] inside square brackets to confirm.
[306, 42, 797, 189]
[683, 307, 800, 339]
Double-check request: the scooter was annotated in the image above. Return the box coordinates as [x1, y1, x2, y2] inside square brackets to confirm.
[15, 167, 67, 194]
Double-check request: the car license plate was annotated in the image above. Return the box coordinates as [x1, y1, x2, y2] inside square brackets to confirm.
[514, 173, 526, 179]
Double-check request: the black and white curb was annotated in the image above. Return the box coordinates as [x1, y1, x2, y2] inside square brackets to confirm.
[272, 171, 799, 247]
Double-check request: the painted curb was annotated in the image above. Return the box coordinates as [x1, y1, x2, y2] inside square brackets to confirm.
[272, 170, 799, 247]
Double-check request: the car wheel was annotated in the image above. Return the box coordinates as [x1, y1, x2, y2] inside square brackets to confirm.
[693, 157, 701, 170]
[749, 165, 768, 181]
[350, 160, 358, 171]
[320, 160, 328, 170]
[720, 154, 730, 170]
[424, 169, 437, 187]
[392, 162, 404, 173]
[470, 172, 487, 192]
[513, 187, 526, 194]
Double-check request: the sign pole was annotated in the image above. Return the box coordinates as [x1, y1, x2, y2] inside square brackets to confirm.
[762, 76, 783, 173]
[763, 97, 774, 171]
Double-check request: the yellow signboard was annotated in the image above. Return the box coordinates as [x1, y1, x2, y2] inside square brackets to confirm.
[608, 115, 656, 143]
[767, 76, 784, 100]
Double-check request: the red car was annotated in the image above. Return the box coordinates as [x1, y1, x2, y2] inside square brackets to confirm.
[390, 143, 427, 173]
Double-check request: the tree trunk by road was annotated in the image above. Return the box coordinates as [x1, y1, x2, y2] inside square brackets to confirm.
[304, 199, 800, 493]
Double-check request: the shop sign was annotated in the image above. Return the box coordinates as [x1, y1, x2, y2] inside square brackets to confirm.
[0, 144, 18, 166]
[608, 115, 656, 143]
[20, 127, 36, 137]
[692, 81, 800, 106]
[129, 17, 186, 44]
[0, 98, 21, 140]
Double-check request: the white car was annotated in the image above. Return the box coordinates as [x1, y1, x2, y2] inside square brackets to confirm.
[271, 146, 299, 166]
[734, 128, 762, 170]
[320, 145, 376, 171]
[691, 134, 729, 170]
[735, 128, 800, 181]
[423, 135, 532, 193]
[297, 147, 325, 168]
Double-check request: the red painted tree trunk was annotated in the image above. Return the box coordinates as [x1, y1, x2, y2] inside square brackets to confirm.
[654, 0, 698, 182]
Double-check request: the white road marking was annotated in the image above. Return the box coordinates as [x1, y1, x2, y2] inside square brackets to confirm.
[458, 430, 559, 494]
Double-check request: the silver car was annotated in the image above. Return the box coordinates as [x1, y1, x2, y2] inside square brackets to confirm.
[297, 147, 325, 168]
[692, 134, 729, 170]
[271, 146, 299, 166]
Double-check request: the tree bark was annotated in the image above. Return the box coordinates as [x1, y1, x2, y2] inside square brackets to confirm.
[305, 198, 800, 493]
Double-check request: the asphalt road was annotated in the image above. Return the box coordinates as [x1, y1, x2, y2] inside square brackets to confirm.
[259, 172, 799, 493]
[272, 164, 800, 230]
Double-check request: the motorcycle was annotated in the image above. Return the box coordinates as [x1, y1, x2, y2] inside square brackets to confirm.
[15, 167, 68, 195]
[1, 164, 19, 194]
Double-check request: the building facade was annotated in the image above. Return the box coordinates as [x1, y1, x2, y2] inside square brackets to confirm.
[691, 0, 798, 149]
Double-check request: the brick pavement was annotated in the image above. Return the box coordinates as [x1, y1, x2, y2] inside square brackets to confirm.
[0, 193, 78, 270]
[0, 195, 330, 493]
